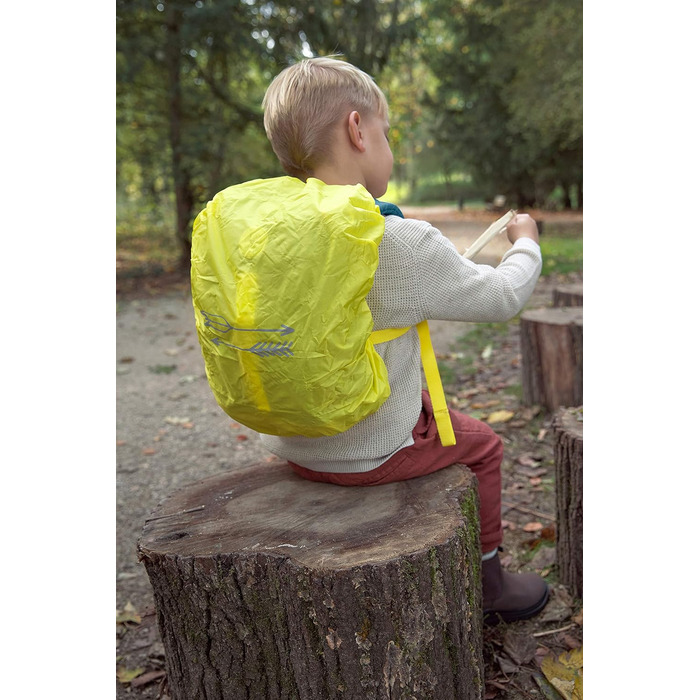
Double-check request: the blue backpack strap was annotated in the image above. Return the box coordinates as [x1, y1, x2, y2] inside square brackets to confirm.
[375, 199, 404, 219]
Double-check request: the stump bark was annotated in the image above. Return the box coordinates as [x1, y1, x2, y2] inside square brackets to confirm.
[552, 283, 583, 308]
[520, 307, 583, 411]
[554, 407, 584, 599]
[138, 460, 484, 700]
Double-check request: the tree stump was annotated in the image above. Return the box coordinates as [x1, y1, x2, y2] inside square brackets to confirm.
[554, 407, 584, 599]
[520, 307, 583, 411]
[138, 460, 484, 700]
[552, 283, 583, 308]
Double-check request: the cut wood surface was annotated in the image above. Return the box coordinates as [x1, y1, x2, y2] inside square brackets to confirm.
[554, 407, 583, 599]
[520, 307, 583, 411]
[552, 283, 583, 307]
[139, 460, 484, 700]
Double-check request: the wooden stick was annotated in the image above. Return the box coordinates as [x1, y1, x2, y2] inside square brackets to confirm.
[501, 499, 556, 522]
[463, 209, 516, 259]
[532, 624, 575, 638]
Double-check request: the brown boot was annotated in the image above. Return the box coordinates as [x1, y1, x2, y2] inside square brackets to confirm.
[482, 554, 549, 625]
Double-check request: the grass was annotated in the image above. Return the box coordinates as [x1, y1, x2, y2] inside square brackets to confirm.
[539, 235, 583, 276]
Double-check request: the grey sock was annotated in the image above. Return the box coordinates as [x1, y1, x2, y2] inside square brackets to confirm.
[481, 547, 498, 562]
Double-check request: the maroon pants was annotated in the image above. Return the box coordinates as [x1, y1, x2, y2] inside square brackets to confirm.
[290, 391, 503, 553]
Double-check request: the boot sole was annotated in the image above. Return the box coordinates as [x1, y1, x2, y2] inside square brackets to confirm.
[483, 584, 550, 625]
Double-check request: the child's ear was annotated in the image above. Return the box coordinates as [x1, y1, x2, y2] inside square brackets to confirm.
[347, 111, 366, 153]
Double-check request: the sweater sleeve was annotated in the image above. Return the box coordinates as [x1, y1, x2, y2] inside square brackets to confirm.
[413, 223, 543, 323]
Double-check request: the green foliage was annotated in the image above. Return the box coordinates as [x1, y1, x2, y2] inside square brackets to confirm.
[116, 0, 421, 265]
[116, 0, 582, 271]
[420, 0, 582, 208]
[406, 173, 488, 205]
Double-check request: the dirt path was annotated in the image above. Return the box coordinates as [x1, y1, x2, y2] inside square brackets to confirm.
[116, 211, 582, 699]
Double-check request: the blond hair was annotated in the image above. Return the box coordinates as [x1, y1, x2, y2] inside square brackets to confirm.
[262, 56, 388, 179]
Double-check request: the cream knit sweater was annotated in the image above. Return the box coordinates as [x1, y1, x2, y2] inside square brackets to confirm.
[260, 215, 542, 472]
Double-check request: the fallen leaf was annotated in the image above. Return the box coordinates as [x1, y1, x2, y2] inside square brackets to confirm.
[142, 447, 156, 455]
[539, 587, 574, 623]
[487, 409, 514, 424]
[481, 344, 493, 360]
[561, 633, 581, 650]
[131, 669, 167, 688]
[523, 521, 543, 533]
[149, 364, 177, 374]
[572, 609, 583, 626]
[541, 525, 556, 541]
[540, 648, 583, 700]
[116, 601, 142, 625]
[503, 629, 538, 665]
[165, 416, 191, 425]
[119, 356, 134, 364]
[473, 400, 500, 409]
[236, 434, 249, 442]
[532, 672, 564, 700]
[495, 653, 519, 675]
[117, 666, 145, 684]
[529, 477, 542, 486]
[517, 454, 542, 467]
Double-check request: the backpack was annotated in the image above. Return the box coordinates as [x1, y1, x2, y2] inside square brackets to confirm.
[190, 176, 455, 446]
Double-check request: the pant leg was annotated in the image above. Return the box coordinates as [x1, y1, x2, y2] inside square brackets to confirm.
[289, 391, 504, 553]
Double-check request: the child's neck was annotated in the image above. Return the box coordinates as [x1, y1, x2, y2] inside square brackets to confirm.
[311, 160, 365, 192]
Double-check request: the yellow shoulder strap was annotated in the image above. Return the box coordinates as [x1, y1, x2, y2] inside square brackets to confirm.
[370, 322, 456, 447]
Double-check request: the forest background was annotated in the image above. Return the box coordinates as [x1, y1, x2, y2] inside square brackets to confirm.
[116, 0, 582, 272]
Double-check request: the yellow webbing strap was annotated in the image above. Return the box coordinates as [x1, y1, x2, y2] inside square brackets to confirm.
[370, 321, 456, 447]
[369, 327, 411, 344]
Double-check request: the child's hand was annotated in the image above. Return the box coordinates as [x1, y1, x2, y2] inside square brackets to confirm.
[506, 213, 539, 245]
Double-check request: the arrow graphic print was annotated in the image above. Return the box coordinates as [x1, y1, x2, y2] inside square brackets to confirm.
[210, 337, 294, 357]
[200, 310, 294, 336]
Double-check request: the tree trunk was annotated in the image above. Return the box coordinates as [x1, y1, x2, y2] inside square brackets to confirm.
[552, 283, 583, 308]
[138, 460, 484, 700]
[561, 182, 572, 210]
[520, 307, 583, 412]
[554, 407, 583, 599]
[165, 4, 193, 268]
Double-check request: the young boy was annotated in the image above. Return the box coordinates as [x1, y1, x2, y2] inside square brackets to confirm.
[257, 57, 547, 623]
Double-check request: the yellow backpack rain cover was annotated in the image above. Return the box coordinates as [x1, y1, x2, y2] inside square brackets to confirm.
[190, 176, 390, 437]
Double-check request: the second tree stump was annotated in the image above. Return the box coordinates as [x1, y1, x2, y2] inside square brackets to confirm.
[138, 460, 484, 700]
[520, 307, 583, 411]
[552, 283, 583, 308]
